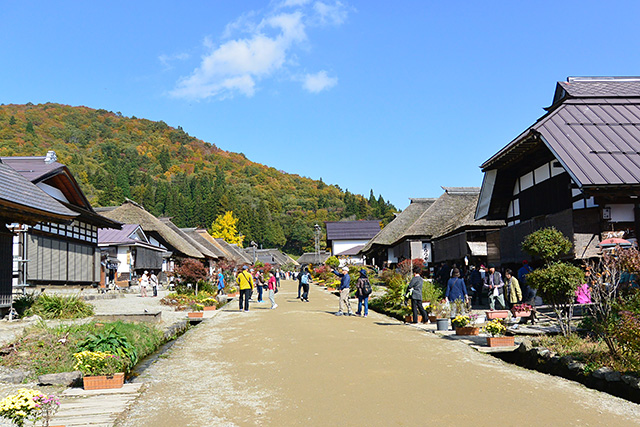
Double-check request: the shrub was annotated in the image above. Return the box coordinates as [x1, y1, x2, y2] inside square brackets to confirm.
[325, 256, 339, 269]
[521, 227, 572, 262]
[613, 310, 640, 371]
[174, 258, 208, 285]
[422, 279, 443, 305]
[12, 292, 37, 317]
[526, 261, 584, 336]
[77, 325, 138, 368]
[25, 294, 94, 319]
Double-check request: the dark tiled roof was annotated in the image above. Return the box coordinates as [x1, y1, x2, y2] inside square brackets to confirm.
[0, 161, 77, 221]
[536, 98, 640, 187]
[325, 220, 381, 241]
[98, 224, 141, 244]
[557, 77, 640, 99]
[482, 97, 640, 188]
[0, 157, 63, 182]
[98, 223, 165, 251]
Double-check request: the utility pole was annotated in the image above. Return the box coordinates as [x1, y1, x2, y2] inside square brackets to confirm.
[251, 241, 258, 264]
[314, 224, 321, 264]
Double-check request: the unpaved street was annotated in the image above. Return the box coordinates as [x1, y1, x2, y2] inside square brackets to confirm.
[120, 280, 640, 426]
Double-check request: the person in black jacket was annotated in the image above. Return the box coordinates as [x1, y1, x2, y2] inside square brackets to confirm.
[406, 266, 429, 324]
[355, 269, 371, 317]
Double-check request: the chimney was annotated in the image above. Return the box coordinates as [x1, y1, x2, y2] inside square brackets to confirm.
[44, 151, 57, 164]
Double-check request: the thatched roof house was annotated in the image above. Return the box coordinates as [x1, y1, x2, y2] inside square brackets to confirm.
[362, 188, 504, 267]
[97, 200, 204, 259]
[360, 198, 436, 265]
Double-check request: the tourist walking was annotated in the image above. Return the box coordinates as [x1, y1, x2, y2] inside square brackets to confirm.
[445, 268, 468, 316]
[518, 260, 533, 303]
[254, 270, 265, 303]
[355, 269, 372, 317]
[504, 269, 522, 308]
[332, 266, 353, 316]
[268, 272, 278, 309]
[217, 268, 225, 295]
[299, 268, 311, 302]
[484, 265, 506, 310]
[468, 265, 483, 306]
[150, 271, 159, 297]
[139, 271, 149, 297]
[406, 266, 428, 323]
[297, 268, 305, 299]
[237, 266, 254, 312]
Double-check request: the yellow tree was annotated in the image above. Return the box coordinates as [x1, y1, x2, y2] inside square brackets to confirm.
[208, 211, 244, 246]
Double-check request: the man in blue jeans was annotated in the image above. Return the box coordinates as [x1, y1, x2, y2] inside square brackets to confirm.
[332, 266, 353, 316]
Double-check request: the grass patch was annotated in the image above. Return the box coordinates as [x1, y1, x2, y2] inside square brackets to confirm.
[0, 321, 164, 379]
[23, 293, 94, 319]
[533, 334, 639, 375]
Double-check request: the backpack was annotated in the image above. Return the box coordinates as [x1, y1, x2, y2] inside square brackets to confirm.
[363, 279, 372, 297]
[301, 273, 309, 285]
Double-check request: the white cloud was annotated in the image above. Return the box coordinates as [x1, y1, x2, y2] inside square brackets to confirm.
[158, 52, 190, 69]
[313, 1, 347, 25]
[170, 2, 347, 100]
[279, 0, 312, 7]
[303, 70, 337, 93]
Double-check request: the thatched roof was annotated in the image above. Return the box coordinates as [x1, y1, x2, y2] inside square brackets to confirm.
[219, 240, 252, 264]
[243, 248, 299, 266]
[158, 219, 218, 260]
[297, 251, 330, 265]
[181, 228, 227, 259]
[396, 187, 504, 244]
[361, 198, 436, 253]
[97, 200, 204, 259]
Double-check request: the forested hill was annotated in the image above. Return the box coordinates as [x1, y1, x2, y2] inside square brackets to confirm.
[0, 103, 397, 254]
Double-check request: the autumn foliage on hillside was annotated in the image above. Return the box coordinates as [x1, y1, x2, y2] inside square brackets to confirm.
[0, 103, 397, 254]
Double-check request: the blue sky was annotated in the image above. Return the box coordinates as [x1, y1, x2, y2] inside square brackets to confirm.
[2, 1, 640, 210]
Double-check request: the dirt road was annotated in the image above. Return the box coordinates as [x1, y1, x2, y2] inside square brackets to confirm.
[119, 280, 640, 426]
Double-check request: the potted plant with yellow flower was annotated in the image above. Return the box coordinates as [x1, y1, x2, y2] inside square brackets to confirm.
[452, 313, 480, 335]
[482, 319, 515, 347]
[74, 350, 125, 390]
[0, 388, 46, 427]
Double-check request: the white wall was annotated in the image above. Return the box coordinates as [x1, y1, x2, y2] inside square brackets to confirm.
[332, 239, 369, 255]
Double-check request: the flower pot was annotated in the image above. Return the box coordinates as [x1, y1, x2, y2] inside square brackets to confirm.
[83, 372, 124, 390]
[436, 318, 449, 331]
[486, 336, 515, 347]
[428, 315, 437, 323]
[486, 310, 510, 319]
[404, 315, 423, 323]
[188, 312, 203, 318]
[203, 306, 216, 311]
[455, 326, 480, 336]
[228, 292, 239, 297]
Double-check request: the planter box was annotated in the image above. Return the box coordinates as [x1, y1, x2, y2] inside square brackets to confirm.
[188, 312, 203, 318]
[455, 326, 480, 336]
[486, 310, 510, 319]
[203, 306, 216, 311]
[428, 315, 437, 323]
[404, 315, 423, 323]
[83, 372, 124, 390]
[511, 310, 531, 318]
[486, 336, 515, 347]
[228, 292, 239, 297]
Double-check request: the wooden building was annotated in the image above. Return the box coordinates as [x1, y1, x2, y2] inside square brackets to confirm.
[476, 77, 640, 264]
[325, 220, 381, 266]
[0, 160, 78, 310]
[2, 154, 120, 287]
